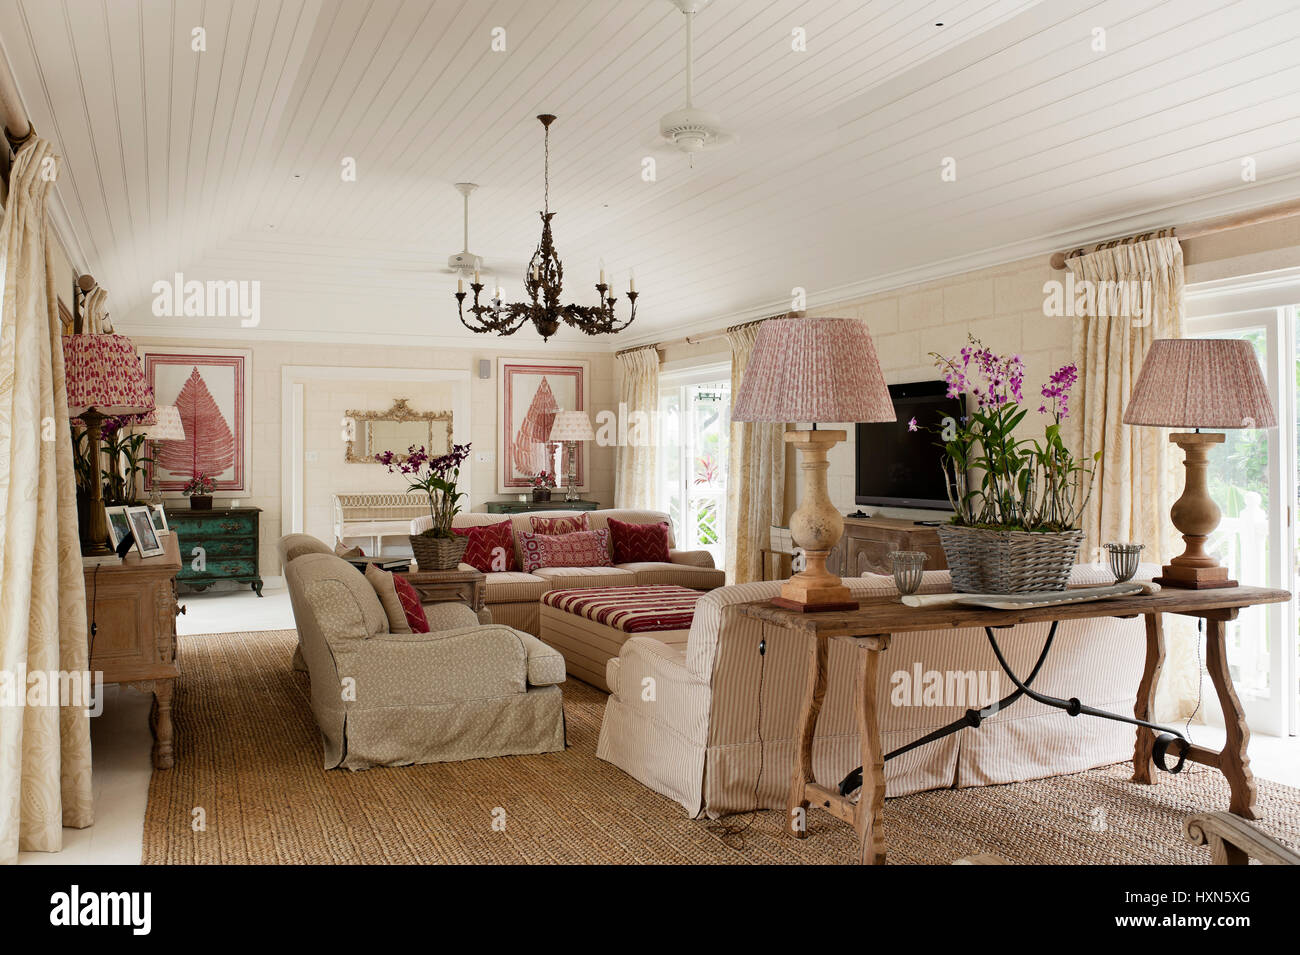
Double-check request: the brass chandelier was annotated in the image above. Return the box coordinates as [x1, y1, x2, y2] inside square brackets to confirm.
[456, 114, 637, 341]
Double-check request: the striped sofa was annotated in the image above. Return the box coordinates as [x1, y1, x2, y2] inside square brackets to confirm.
[410, 509, 725, 635]
[597, 564, 1153, 817]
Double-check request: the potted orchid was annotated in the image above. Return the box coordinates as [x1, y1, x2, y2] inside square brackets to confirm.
[919, 336, 1098, 593]
[377, 443, 471, 569]
[182, 472, 216, 510]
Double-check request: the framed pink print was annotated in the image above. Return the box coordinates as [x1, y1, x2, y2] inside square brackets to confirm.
[497, 358, 590, 494]
[142, 349, 251, 493]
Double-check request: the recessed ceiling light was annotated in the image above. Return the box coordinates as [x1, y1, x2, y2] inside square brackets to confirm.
[935, 22, 944, 27]
[291, 172, 303, 181]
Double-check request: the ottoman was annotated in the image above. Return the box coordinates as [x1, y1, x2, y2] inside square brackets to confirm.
[539, 585, 704, 691]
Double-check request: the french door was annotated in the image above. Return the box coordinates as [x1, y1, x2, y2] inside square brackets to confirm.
[657, 363, 731, 569]
[1189, 308, 1295, 737]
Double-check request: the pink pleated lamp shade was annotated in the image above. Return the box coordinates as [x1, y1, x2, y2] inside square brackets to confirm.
[63, 333, 154, 416]
[1124, 338, 1276, 430]
[731, 317, 894, 423]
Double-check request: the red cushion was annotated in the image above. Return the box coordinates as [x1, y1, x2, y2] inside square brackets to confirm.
[390, 573, 429, 633]
[607, 517, 672, 563]
[534, 529, 613, 569]
[453, 520, 517, 573]
[530, 513, 590, 535]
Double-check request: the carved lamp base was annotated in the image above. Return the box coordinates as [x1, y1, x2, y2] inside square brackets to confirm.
[1156, 431, 1238, 590]
[774, 429, 858, 613]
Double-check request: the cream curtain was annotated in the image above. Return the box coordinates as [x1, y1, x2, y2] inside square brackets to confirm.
[614, 346, 659, 510]
[0, 137, 93, 864]
[725, 321, 786, 584]
[1068, 234, 1191, 718]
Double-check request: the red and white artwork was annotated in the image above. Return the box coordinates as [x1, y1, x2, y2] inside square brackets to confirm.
[497, 358, 588, 493]
[143, 350, 249, 492]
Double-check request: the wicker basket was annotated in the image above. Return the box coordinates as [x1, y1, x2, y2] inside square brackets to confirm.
[409, 534, 467, 571]
[936, 525, 1083, 594]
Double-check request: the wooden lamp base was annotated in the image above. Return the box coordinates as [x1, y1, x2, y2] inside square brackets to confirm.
[1155, 431, 1237, 590]
[771, 429, 859, 613]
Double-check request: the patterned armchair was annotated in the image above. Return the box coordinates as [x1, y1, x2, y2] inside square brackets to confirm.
[284, 552, 566, 770]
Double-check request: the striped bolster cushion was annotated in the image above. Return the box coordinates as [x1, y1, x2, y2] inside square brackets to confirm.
[541, 585, 702, 634]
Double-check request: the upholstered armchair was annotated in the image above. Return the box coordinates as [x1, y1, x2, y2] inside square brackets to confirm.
[284, 552, 566, 769]
[277, 533, 491, 672]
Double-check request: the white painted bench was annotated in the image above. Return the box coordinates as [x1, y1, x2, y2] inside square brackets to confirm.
[332, 493, 428, 556]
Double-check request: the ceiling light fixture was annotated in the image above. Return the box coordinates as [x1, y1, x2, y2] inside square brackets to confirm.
[455, 114, 637, 341]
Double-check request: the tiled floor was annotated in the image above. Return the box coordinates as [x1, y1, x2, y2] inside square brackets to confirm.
[18, 583, 1300, 864]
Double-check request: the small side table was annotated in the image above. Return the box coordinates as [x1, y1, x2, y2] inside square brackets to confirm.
[398, 567, 486, 613]
[484, 499, 599, 514]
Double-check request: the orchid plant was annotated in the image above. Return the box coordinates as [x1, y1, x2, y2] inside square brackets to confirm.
[921, 336, 1098, 532]
[377, 443, 471, 539]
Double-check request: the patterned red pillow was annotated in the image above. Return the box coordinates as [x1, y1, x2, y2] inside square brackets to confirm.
[452, 520, 517, 573]
[607, 517, 672, 563]
[530, 513, 590, 535]
[534, 528, 613, 569]
[390, 573, 430, 633]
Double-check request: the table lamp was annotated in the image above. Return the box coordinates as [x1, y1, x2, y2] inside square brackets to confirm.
[138, 405, 186, 505]
[548, 410, 595, 501]
[1123, 338, 1276, 589]
[732, 317, 894, 611]
[64, 332, 155, 555]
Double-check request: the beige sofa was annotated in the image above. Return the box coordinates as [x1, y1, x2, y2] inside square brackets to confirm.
[284, 551, 566, 770]
[410, 508, 725, 635]
[597, 564, 1154, 817]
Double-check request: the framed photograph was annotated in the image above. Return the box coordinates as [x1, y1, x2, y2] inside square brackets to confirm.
[126, 506, 164, 558]
[147, 503, 170, 537]
[104, 505, 132, 549]
[497, 358, 590, 494]
[142, 348, 251, 493]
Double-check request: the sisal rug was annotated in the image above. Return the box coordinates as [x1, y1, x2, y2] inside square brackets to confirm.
[144, 629, 1300, 864]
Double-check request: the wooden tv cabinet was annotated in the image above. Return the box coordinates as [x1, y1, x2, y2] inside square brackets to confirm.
[826, 516, 947, 577]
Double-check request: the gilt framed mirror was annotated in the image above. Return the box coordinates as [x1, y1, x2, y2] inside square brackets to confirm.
[344, 398, 453, 464]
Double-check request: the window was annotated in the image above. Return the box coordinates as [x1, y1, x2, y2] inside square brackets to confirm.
[1188, 271, 1300, 737]
[657, 363, 730, 569]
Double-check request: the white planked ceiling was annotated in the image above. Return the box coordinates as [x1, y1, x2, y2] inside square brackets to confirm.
[6, 0, 1300, 347]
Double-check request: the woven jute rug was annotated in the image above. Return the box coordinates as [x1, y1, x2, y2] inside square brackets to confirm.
[143, 629, 1300, 865]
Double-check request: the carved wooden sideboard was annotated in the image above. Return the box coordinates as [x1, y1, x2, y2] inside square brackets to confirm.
[83, 533, 183, 769]
[826, 516, 948, 578]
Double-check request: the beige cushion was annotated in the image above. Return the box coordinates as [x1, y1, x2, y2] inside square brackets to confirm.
[617, 562, 726, 590]
[365, 563, 412, 634]
[532, 566, 636, 590]
[515, 632, 567, 686]
[483, 571, 549, 604]
[335, 541, 365, 558]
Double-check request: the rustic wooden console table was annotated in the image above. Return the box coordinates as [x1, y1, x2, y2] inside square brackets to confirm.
[739, 585, 1290, 865]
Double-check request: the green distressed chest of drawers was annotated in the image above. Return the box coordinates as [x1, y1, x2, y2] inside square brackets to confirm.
[165, 505, 264, 596]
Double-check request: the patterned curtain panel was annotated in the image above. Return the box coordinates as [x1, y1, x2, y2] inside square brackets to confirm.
[0, 137, 93, 863]
[614, 346, 659, 510]
[1068, 234, 1191, 718]
[725, 320, 786, 584]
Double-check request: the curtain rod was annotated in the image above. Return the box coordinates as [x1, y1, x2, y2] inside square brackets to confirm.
[0, 41, 33, 148]
[1048, 198, 1300, 270]
[641, 311, 797, 353]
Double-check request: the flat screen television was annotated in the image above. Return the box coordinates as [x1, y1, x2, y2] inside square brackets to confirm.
[855, 380, 964, 511]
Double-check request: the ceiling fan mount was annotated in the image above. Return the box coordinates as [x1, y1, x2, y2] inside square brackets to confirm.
[656, 0, 733, 163]
[444, 181, 482, 275]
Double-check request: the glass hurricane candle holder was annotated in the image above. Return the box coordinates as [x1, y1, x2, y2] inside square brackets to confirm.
[889, 550, 928, 596]
[1104, 542, 1144, 583]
